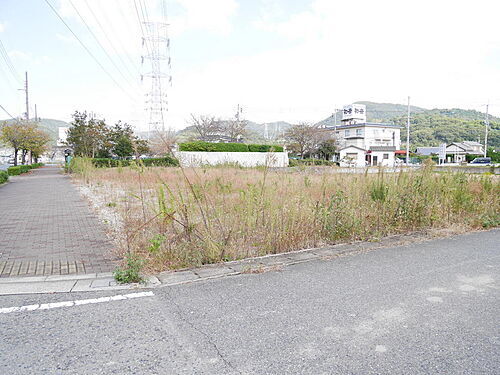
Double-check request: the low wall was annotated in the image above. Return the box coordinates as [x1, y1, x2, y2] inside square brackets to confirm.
[434, 165, 499, 174]
[174, 151, 289, 168]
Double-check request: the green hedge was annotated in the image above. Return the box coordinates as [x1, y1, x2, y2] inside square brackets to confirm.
[289, 158, 337, 167]
[179, 141, 283, 153]
[91, 156, 179, 168]
[0, 170, 8, 184]
[7, 163, 44, 176]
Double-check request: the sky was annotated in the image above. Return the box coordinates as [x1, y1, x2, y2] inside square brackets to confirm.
[0, 0, 499, 131]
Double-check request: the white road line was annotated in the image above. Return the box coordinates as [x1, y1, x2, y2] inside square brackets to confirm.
[0, 291, 154, 314]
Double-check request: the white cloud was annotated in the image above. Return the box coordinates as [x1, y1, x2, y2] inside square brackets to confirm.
[168, 0, 500, 126]
[8, 50, 30, 60]
[0, 22, 5, 33]
[29, 0, 500, 129]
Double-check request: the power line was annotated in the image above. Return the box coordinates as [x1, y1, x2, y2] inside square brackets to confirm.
[43, 0, 137, 102]
[111, 0, 144, 76]
[81, 0, 141, 84]
[0, 38, 21, 84]
[0, 103, 18, 121]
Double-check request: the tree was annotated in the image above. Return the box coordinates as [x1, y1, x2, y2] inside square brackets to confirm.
[66, 111, 108, 157]
[66, 113, 148, 158]
[26, 127, 51, 163]
[220, 119, 248, 142]
[189, 114, 221, 141]
[0, 121, 50, 165]
[284, 123, 322, 158]
[317, 138, 338, 160]
[149, 129, 177, 156]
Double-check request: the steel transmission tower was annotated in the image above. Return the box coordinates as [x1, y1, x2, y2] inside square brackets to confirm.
[142, 21, 171, 134]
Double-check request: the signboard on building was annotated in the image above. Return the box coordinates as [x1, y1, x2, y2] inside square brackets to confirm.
[342, 104, 366, 123]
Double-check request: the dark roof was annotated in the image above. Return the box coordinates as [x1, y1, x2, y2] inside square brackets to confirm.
[369, 146, 396, 152]
[323, 122, 401, 130]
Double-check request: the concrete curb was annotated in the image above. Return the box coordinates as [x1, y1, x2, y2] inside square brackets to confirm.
[0, 272, 159, 296]
[153, 230, 446, 288]
[1, 229, 487, 295]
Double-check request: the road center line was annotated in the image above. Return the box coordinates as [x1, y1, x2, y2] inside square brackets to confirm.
[0, 291, 154, 314]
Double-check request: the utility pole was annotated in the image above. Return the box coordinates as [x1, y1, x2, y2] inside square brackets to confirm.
[484, 103, 489, 157]
[35, 104, 38, 122]
[406, 96, 410, 165]
[235, 104, 242, 121]
[24, 71, 29, 120]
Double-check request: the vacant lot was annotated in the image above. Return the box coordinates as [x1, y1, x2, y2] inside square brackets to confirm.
[72, 160, 499, 272]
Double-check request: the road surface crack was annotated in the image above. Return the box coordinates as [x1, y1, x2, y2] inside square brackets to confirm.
[164, 288, 242, 374]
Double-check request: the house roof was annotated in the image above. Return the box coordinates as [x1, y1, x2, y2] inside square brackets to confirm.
[369, 146, 396, 152]
[416, 147, 440, 155]
[447, 142, 482, 153]
[339, 145, 366, 152]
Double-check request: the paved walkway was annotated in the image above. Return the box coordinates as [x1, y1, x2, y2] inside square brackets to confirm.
[0, 166, 116, 277]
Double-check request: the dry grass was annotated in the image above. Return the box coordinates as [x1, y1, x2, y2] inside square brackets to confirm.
[71, 159, 500, 273]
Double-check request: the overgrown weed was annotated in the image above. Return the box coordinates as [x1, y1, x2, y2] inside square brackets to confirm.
[72, 160, 500, 273]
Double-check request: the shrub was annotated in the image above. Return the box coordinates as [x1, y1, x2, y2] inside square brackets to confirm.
[91, 156, 179, 168]
[247, 144, 284, 152]
[0, 170, 8, 184]
[7, 163, 44, 176]
[289, 158, 337, 167]
[179, 141, 283, 152]
[113, 253, 144, 284]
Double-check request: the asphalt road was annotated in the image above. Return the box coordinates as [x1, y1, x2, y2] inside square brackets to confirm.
[1, 229, 499, 374]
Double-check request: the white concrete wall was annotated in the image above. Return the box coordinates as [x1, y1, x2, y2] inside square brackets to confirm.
[339, 148, 366, 167]
[370, 150, 396, 167]
[174, 151, 289, 168]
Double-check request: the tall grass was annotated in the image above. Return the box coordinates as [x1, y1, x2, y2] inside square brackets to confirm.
[71, 159, 500, 272]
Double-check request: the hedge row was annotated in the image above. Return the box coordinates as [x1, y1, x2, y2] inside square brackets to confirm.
[91, 156, 179, 168]
[7, 163, 44, 176]
[289, 158, 337, 167]
[0, 170, 8, 184]
[179, 141, 284, 153]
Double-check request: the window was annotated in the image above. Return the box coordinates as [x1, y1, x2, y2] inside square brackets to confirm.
[346, 153, 357, 159]
[383, 153, 389, 159]
[356, 128, 363, 136]
[345, 129, 350, 137]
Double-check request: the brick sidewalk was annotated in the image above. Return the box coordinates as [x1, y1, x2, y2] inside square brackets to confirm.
[0, 166, 116, 277]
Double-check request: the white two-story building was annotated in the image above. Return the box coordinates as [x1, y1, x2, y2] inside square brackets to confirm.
[324, 104, 402, 167]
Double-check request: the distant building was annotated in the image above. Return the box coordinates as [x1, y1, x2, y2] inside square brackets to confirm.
[323, 104, 401, 167]
[57, 127, 69, 147]
[414, 142, 484, 163]
[445, 141, 483, 163]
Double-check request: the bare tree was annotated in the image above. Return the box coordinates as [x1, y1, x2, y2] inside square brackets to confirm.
[149, 129, 177, 156]
[189, 114, 221, 141]
[220, 119, 248, 142]
[284, 122, 323, 158]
